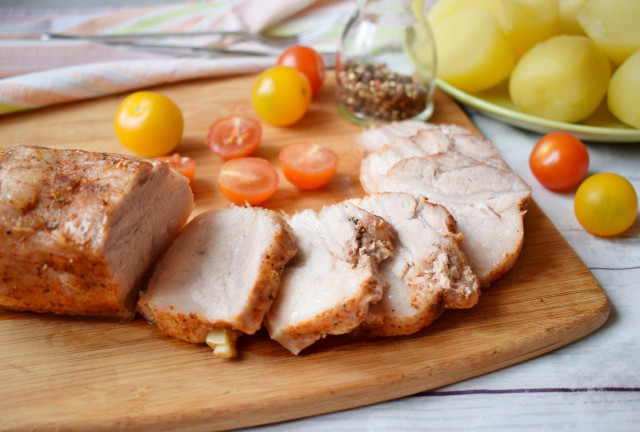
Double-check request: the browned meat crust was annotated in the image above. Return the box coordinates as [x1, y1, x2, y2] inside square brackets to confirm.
[0, 145, 193, 319]
[137, 207, 297, 343]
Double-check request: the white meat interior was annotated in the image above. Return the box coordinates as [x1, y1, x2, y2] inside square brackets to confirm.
[265, 204, 394, 355]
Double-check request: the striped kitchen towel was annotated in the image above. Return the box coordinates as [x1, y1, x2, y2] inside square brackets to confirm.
[0, 0, 351, 115]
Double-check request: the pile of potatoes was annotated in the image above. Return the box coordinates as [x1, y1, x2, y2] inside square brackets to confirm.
[428, 0, 640, 129]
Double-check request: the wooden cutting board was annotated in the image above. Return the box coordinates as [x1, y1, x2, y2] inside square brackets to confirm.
[0, 73, 609, 431]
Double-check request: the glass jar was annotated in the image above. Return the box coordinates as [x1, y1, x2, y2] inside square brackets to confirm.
[336, 0, 437, 126]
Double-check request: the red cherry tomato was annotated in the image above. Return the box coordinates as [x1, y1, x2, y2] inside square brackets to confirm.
[279, 141, 338, 190]
[277, 45, 326, 96]
[156, 153, 196, 184]
[218, 157, 278, 206]
[206, 116, 262, 160]
[529, 132, 589, 191]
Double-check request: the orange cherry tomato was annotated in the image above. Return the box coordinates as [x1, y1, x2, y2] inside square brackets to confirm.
[279, 141, 338, 190]
[218, 157, 278, 205]
[206, 116, 262, 160]
[277, 45, 326, 96]
[156, 153, 196, 184]
[529, 132, 589, 191]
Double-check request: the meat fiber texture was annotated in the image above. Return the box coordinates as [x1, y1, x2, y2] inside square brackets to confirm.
[360, 128, 510, 189]
[362, 152, 531, 287]
[138, 206, 297, 345]
[353, 120, 473, 157]
[348, 193, 480, 337]
[265, 202, 395, 355]
[0, 145, 194, 319]
[357, 121, 531, 286]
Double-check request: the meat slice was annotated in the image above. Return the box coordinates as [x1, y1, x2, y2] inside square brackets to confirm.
[265, 203, 394, 355]
[363, 153, 531, 287]
[360, 128, 509, 189]
[353, 120, 472, 156]
[348, 193, 480, 336]
[0, 145, 194, 319]
[137, 206, 297, 358]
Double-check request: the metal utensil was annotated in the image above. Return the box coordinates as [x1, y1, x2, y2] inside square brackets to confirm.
[85, 41, 276, 58]
[84, 41, 337, 68]
[41, 17, 342, 48]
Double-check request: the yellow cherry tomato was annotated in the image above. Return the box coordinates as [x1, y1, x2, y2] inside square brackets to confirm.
[251, 66, 311, 126]
[114, 91, 184, 158]
[574, 173, 638, 237]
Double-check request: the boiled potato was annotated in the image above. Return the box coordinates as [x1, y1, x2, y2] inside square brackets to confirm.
[509, 35, 611, 123]
[429, 0, 559, 60]
[433, 8, 514, 93]
[558, 0, 586, 35]
[428, 0, 503, 27]
[578, 0, 640, 65]
[608, 50, 640, 129]
[500, 0, 560, 59]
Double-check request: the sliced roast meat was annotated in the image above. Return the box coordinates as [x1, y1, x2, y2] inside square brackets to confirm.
[360, 128, 509, 190]
[0, 145, 194, 319]
[265, 202, 394, 355]
[137, 206, 297, 358]
[363, 153, 531, 287]
[353, 120, 473, 156]
[348, 193, 480, 336]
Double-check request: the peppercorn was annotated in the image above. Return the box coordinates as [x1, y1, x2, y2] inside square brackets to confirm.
[337, 60, 429, 122]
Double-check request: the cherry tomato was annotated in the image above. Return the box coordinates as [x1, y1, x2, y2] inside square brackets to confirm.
[277, 45, 326, 96]
[206, 116, 261, 159]
[574, 173, 637, 237]
[279, 142, 338, 190]
[156, 153, 196, 184]
[251, 66, 311, 127]
[114, 91, 183, 158]
[218, 157, 278, 206]
[529, 132, 589, 191]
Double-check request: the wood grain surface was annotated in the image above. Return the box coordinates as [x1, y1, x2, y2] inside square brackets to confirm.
[0, 73, 610, 431]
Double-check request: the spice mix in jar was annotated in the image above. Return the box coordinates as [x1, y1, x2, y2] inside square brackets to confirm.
[336, 0, 437, 125]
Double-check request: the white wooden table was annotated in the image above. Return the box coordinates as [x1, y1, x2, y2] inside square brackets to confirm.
[251, 112, 640, 431]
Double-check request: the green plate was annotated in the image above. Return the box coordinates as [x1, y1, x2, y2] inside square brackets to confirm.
[436, 79, 640, 143]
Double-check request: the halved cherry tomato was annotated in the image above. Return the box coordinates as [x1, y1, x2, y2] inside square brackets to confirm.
[574, 173, 637, 237]
[529, 132, 589, 191]
[251, 66, 311, 126]
[218, 157, 278, 205]
[277, 45, 326, 96]
[279, 141, 338, 190]
[206, 116, 262, 159]
[156, 153, 196, 184]
[114, 91, 183, 158]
